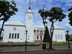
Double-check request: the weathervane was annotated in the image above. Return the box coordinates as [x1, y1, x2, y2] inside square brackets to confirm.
[42, 2, 46, 10]
[43, 5, 46, 9]
[29, 0, 31, 9]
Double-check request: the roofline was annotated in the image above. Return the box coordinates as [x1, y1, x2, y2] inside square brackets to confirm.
[5, 24, 26, 27]
[54, 28, 65, 30]
[34, 27, 64, 30]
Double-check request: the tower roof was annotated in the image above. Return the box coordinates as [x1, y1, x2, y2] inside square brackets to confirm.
[27, 9, 33, 12]
[29, 6, 31, 10]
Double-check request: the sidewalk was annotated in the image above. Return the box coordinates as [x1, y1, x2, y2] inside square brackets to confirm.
[0, 45, 72, 53]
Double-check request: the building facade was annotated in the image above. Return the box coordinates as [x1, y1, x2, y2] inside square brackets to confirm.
[3, 7, 66, 42]
[33, 25, 66, 42]
[3, 21, 66, 42]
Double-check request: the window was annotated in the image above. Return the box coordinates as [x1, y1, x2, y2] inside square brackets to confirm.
[17, 33, 19, 39]
[40, 30, 42, 32]
[9, 33, 11, 39]
[15, 33, 16, 39]
[55, 35, 57, 40]
[37, 30, 39, 32]
[37, 35, 39, 40]
[14, 27, 16, 31]
[12, 33, 14, 39]
[28, 38, 29, 40]
[61, 35, 62, 40]
[56, 35, 58, 40]
[58, 35, 59, 40]
[9, 33, 19, 39]
[34, 29, 36, 33]
[40, 30, 43, 36]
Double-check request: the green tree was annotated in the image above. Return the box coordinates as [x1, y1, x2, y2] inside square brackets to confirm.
[68, 7, 72, 26]
[39, 7, 65, 49]
[39, 9, 50, 43]
[43, 26, 50, 43]
[48, 7, 65, 49]
[0, 0, 18, 38]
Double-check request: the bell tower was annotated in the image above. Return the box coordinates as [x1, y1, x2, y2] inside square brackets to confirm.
[25, 0, 34, 42]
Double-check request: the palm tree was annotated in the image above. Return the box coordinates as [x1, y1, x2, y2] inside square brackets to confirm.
[0, 0, 18, 38]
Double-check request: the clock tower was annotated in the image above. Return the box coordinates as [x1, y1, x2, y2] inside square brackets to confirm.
[25, 2, 34, 42]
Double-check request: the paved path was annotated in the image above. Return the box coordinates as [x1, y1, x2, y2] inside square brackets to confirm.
[0, 49, 72, 54]
[0, 45, 72, 52]
[0, 45, 42, 52]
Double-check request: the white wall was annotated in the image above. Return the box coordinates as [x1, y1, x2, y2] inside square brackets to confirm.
[3, 25, 66, 42]
[33, 26, 66, 42]
[25, 11, 34, 42]
[3, 25, 26, 42]
[53, 29, 66, 42]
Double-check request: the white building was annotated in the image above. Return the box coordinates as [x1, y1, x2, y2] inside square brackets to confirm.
[3, 7, 66, 42]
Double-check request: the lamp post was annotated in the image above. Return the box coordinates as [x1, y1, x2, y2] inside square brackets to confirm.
[25, 30, 28, 50]
[66, 30, 70, 49]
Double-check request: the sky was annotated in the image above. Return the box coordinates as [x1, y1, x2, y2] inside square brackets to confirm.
[0, 0, 72, 34]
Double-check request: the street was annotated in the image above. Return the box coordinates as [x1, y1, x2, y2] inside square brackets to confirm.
[0, 50, 72, 54]
[0, 45, 72, 54]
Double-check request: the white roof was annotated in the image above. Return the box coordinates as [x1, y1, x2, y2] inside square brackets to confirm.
[33, 25, 44, 28]
[27, 9, 32, 12]
[26, 8, 33, 13]
[5, 21, 24, 25]
[33, 25, 64, 30]
[5, 21, 64, 30]
[54, 25, 63, 29]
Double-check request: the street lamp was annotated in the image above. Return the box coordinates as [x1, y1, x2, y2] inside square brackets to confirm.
[66, 30, 70, 49]
[25, 30, 28, 50]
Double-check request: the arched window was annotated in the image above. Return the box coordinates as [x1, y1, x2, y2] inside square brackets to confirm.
[55, 35, 57, 40]
[61, 35, 62, 40]
[17, 33, 19, 39]
[58, 35, 60, 40]
[12, 33, 14, 39]
[40, 30, 43, 35]
[14, 27, 16, 31]
[40, 30, 42, 32]
[9, 33, 11, 39]
[34, 29, 36, 33]
[37, 35, 39, 40]
[37, 30, 39, 32]
[15, 33, 16, 39]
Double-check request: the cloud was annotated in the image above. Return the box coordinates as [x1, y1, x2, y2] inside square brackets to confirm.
[65, 3, 72, 7]
[15, 0, 27, 4]
[0, 0, 72, 33]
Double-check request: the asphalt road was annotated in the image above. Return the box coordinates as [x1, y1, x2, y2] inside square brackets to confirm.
[0, 50, 72, 54]
[0, 45, 72, 54]
[0, 45, 72, 52]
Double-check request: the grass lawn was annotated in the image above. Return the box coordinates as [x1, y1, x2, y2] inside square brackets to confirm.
[0, 41, 72, 46]
[0, 42, 41, 45]
[44, 41, 72, 46]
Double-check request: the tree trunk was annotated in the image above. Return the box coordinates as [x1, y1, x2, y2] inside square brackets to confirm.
[0, 21, 5, 37]
[49, 22, 54, 49]
[43, 26, 50, 42]
[42, 19, 50, 42]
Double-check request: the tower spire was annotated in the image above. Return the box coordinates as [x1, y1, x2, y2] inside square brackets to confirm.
[29, 0, 31, 9]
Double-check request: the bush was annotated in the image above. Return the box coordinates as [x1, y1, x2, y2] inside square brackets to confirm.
[0, 37, 3, 40]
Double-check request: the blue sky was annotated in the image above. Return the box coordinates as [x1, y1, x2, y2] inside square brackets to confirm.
[0, 0, 72, 33]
